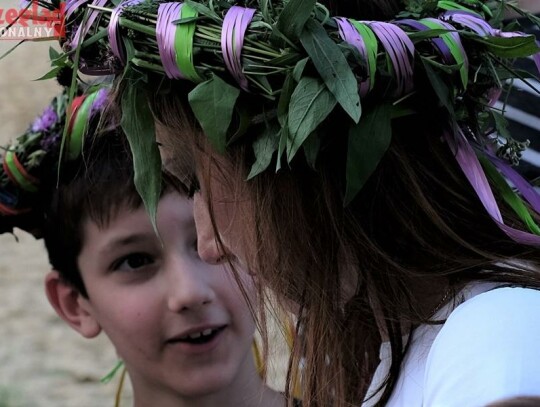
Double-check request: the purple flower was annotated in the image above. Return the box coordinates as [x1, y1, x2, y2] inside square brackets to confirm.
[89, 88, 109, 117]
[39, 132, 61, 152]
[32, 106, 58, 133]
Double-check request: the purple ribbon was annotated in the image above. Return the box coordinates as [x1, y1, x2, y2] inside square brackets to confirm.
[487, 152, 540, 214]
[335, 17, 371, 96]
[398, 19, 453, 64]
[445, 129, 540, 246]
[108, 0, 144, 65]
[221, 6, 256, 91]
[69, 0, 108, 49]
[366, 21, 415, 96]
[442, 10, 526, 39]
[157, 2, 185, 80]
[534, 41, 540, 77]
[65, 0, 88, 19]
[441, 10, 494, 36]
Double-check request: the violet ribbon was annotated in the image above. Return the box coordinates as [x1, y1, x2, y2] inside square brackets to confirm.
[444, 129, 540, 246]
[108, 0, 144, 65]
[441, 11, 540, 77]
[65, 0, 88, 19]
[221, 6, 256, 91]
[335, 17, 371, 96]
[157, 2, 185, 80]
[365, 21, 415, 96]
[534, 41, 540, 76]
[441, 10, 494, 36]
[487, 152, 540, 214]
[398, 19, 453, 64]
[70, 0, 108, 49]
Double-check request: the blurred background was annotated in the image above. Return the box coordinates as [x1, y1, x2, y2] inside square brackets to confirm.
[0, 1, 134, 405]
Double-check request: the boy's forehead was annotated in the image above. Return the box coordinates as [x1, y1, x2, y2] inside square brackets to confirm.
[81, 192, 195, 248]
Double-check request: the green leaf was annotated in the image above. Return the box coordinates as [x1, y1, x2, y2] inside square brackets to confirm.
[471, 35, 540, 58]
[421, 57, 455, 115]
[287, 76, 336, 162]
[278, 73, 295, 126]
[303, 130, 320, 169]
[33, 66, 61, 81]
[300, 19, 361, 123]
[121, 76, 162, 234]
[277, 0, 316, 40]
[293, 57, 309, 82]
[188, 74, 240, 153]
[248, 122, 280, 179]
[49, 46, 60, 61]
[491, 110, 510, 139]
[184, 0, 221, 22]
[345, 103, 392, 205]
[276, 124, 288, 172]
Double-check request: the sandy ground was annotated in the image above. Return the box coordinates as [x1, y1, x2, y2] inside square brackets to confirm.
[0, 2, 287, 406]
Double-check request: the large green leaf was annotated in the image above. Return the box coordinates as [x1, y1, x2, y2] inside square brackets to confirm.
[300, 19, 361, 123]
[421, 57, 455, 115]
[345, 103, 392, 205]
[121, 79, 162, 233]
[278, 73, 295, 126]
[277, 0, 316, 40]
[287, 76, 336, 162]
[471, 35, 540, 58]
[188, 74, 240, 153]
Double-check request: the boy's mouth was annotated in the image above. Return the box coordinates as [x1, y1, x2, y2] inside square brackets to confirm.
[168, 326, 226, 345]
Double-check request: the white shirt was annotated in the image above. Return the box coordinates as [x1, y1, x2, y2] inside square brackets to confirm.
[365, 283, 540, 406]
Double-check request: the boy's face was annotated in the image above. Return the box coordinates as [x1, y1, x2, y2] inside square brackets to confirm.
[75, 193, 257, 400]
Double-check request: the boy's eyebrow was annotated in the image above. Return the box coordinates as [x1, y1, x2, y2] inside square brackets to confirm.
[100, 234, 154, 255]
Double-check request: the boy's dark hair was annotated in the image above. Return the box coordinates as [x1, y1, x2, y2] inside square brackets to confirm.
[42, 130, 142, 297]
[0, 88, 182, 298]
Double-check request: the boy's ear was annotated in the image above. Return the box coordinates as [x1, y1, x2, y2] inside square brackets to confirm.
[44, 270, 101, 338]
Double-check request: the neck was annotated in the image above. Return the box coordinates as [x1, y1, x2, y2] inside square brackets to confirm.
[130, 356, 284, 407]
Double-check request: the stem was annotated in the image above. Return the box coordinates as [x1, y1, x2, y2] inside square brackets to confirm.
[131, 58, 165, 72]
[134, 51, 162, 62]
[242, 45, 281, 58]
[87, 4, 114, 14]
[119, 17, 157, 37]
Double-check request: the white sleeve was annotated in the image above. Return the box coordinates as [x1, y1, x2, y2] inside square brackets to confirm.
[423, 287, 540, 407]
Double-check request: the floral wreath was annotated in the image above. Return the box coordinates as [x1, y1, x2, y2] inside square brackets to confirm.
[0, 86, 108, 234]
[7, 0, 540, 245]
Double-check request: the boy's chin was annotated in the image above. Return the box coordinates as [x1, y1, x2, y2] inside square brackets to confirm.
[171, 368, 239, 398]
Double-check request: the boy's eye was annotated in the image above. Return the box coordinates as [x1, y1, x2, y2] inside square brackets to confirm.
[112, 253, 155, 272]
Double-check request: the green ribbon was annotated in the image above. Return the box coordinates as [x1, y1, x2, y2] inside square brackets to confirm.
[5, 151, 37, 193]
[67, 91, 100, 160]
[437, 0, 483, 17]
[351, 21, 378, 92]
[479, 155, 540, 236]
[175, 4, 202, 83]
[421, 18, 468, 89]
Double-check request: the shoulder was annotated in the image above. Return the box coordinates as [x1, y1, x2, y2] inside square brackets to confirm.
[423, 286, 540, 407]
[443, 285, 540, 331]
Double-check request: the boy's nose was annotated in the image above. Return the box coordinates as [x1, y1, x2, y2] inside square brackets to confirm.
[166, 260, 217, 313]
[193, 194, 227, 265]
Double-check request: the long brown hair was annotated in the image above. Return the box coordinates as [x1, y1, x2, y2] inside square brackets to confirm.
[142, 2, 540, 405]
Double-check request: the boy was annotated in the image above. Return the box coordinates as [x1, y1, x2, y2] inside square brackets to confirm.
[0, 88, 285, 407]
